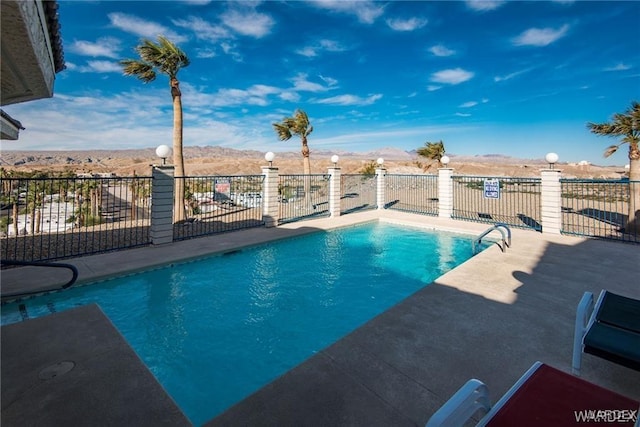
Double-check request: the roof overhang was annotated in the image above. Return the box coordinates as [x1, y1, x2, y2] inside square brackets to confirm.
[1, 0, 65, 106]
[1, 109, 25, 140]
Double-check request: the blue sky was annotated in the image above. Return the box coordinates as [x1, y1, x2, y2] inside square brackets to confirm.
[3, 0, 639, 165]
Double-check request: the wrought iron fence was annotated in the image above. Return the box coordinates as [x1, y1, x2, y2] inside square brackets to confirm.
[340, 174, 377, 214]
[561, 179, 639, 243]
[384, 174, 438, 216]
[1, 176, 152, 264]
[173, 175, 265, 241]
[452, 176, 542, 230]
[278, 174, 330, 224]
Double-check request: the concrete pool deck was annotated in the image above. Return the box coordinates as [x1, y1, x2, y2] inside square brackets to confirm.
[2, 210, 639, 426]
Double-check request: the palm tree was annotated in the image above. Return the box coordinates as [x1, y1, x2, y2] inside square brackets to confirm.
[120, 35, 190, 222]
[417, 140, 446, 169]
[588, 101, 640, 234]
[273, 109, 314, 175]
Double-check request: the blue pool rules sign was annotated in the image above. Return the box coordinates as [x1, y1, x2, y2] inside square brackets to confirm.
[483, 179, 500, 199]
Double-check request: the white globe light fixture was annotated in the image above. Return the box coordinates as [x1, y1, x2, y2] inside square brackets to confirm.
[545, 152, 559, 169]
[265, 151, 275, 167]
[331, 154, 339, 167]
[156, 144, 171, 165]
[376, 157, 384, 166]
[441, 155, 450, 166]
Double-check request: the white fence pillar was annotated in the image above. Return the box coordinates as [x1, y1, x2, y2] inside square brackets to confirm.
[151, 165, 174, 245]
[541, 169, 562, 234]
[262, 166, 279, 227]
[328, 167, 341, 217]
[376, 167, 386, 209]
[438, 168, 453, 218]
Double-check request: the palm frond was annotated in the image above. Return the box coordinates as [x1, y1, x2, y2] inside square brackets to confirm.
[604, 144, 619, 158]
[120, 59, 156, 82]
[272, 123, 292, 141]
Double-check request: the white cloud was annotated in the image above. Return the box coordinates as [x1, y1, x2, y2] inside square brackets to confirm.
[70, 37, 121, 59]
[427, 85, 442, 92]
[316, 93, 382, 106]
[465, 0, 505, 11]
[196, 48, 217, 59]
[279, 92, 301, 102]
[78, 60, 123, 73]
[200, 84, 281, 107]
[459, 101, 478, 108]
[430, 68, 474, 85]
[494, 68, 531, 82]
[429, 44, 456, 57]
[296, 39, 347, 57]
[220, 8, 274, 38]
[319, 74, 338, 86]
[173, 16, 230, 42]
[455, 112, 472, 117]
[220, 42, 243, 62]
[604, 63, 631, 72]
[296, 46, 318, 57]
[290, 73, 332, 92]
[108, 12, 187, 44]
[307, 0, 385, 24]
[386, 17, 427, 31]
[512, 24, 570, 47]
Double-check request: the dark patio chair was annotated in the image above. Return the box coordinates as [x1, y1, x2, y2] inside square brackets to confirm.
[572, 290, 640, 375]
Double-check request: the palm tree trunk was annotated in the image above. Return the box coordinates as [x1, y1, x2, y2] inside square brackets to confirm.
[302, 138, 312, 207]
[627, 152, 639, 234]
[35, 209, 41, 233]
[172, 78, 186, 223]
[12, 202, 18, 236]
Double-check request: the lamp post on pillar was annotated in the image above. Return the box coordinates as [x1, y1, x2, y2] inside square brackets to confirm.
[438, 154, 453, 218]
[376, 157, 386, 209]
[541, 152, 562, 234]
[262, 151, 279, 227]
[329, 155, 341, 217]
[151, 145, 175, 245]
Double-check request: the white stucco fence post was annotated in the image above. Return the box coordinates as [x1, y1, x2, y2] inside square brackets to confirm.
[262, 166, 279, 227]
[328, 167, 342, 217]
[541, 169, 563, 234]
[376, 167, 386, 209]
[151, 165, 175, 245]
[438, 167, 454, 218]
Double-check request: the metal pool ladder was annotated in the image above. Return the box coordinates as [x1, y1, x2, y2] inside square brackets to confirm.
[473, 223, 511, 254]
[1, 260, 79, 300]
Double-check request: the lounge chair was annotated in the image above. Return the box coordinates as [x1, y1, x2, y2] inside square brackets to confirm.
[426, 361, 640, 426]
[572, 290, 640, 376]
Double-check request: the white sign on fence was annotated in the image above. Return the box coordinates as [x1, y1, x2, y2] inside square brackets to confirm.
[483, 179, 500, 199]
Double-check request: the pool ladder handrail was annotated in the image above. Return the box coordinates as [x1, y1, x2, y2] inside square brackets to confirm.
[0, 260, 79, 300]
[473, 223, 511, 254]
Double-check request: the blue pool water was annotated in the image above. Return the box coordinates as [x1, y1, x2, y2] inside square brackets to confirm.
[1, 222, 488, 425]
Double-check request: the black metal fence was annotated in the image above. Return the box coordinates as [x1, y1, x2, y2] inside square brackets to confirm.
[561, 179, 639, 243]
[1, 176, 152, 264]
[340, 174, 377, 214]
[452, 176, 542, 230]
[384, 174, 438, 216]
[278, 174, 330, 224]
[173, 175, 265, 241]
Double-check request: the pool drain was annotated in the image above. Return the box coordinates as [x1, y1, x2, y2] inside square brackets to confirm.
[38, 361, 75, 380]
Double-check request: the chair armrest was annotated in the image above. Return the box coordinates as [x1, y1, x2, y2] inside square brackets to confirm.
[573, 291, 595, 375]
[426, 379, 492, 427]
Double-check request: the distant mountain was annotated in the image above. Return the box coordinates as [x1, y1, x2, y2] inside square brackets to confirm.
[0, 146, 560, 167]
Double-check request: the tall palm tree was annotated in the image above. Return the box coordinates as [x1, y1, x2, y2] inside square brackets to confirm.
[588, 101, 640, 234]
[417, 140, 446, 169]
[120, 35, 190, 222]
[273, 109, 314, 174]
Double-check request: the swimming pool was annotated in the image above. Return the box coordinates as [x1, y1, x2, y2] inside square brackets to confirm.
[1, 222, 489, 425]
